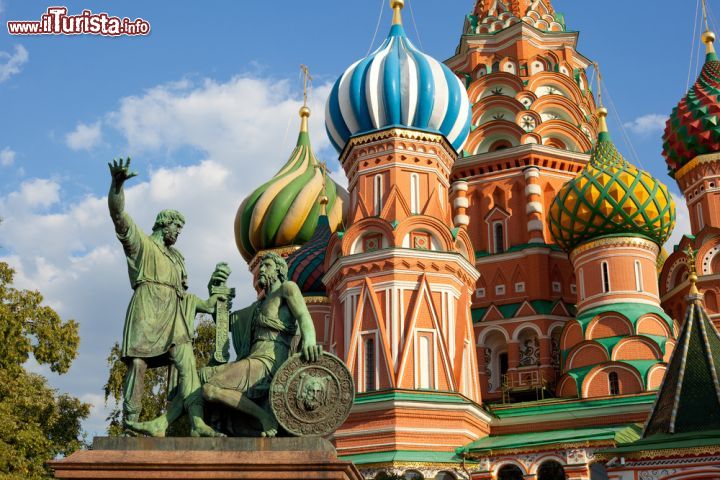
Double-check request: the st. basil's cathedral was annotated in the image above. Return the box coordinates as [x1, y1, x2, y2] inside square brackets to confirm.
[234, 1, 720, 479]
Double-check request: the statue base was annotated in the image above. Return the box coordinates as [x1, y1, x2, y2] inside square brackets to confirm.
[50, 436, 362, 479]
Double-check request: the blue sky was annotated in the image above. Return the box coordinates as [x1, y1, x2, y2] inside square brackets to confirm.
[0, 0, 714, 436]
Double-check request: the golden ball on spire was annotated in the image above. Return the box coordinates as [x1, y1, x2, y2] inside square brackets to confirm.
[597, 107, 608, 118]
[703, 30, 716, 45]
[300, 105, 311, 118]
[391, 0, 405, 9]
[319, 195, 329, 205]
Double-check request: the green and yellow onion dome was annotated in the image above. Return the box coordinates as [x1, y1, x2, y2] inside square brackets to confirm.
[663, 31, 720, 177]
[234, 106, 347, 262]
[549, 109, 675, 252]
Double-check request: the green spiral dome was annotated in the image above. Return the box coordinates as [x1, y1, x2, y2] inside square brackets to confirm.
[234, 109, 347, 262]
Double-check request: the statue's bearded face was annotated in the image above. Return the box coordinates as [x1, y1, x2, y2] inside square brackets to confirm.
[298, 374, 328, 411]
[257, 258, 279, 289]
[162, 222, 182, 246]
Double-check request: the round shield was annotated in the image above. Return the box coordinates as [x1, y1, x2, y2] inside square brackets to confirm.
[270, 351, 354, 437]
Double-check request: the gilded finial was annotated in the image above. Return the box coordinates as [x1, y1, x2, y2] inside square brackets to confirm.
[391, 0, 404, 25]
[300, 64, 313, 133]
[701, 0, 716, 56]
[593, 62, 608, 133]
[315, 160, 329, 215]
[685, 246, 700, 296]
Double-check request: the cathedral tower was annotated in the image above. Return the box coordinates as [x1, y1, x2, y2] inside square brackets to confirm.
[324, 0, 489, 465]
[660, 28, 720, 329]
[549, 108, 677, 399]
[445, 0, 597, 402]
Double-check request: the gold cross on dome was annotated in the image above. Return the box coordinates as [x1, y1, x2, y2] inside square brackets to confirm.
[300, 64, 313, 108]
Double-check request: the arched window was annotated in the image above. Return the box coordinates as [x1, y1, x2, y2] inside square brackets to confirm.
[634, 260, 643, 292]
[537, 460, 566, 480]
[365, 337, 376, 391]
[609, 371, 620, 395]
[410, 173, 420, 214]
[601, 262, 610, 293]
[579, 268, 585, 300]
[497, 464, 523, 480]
[434, 472, 457, 480]
[494, 222, 505, 253]
[374, 174, 383, 216]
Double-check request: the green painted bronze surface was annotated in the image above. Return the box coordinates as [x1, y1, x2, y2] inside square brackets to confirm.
[108, 158, 226, 437]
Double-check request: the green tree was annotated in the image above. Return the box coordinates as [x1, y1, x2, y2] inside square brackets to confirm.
[104, 315, 217, 436]
[0, 261, 90, 479]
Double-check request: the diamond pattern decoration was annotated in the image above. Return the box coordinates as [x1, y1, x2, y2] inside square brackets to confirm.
[549, 133, 676, 252]
[663, 56, 720, 177]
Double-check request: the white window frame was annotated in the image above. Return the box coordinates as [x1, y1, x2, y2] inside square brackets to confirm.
[374, 174, 383, 216]
[410, 173, 420, 214]
[601, 261, 611, 293]
[634, 260, 643, 292]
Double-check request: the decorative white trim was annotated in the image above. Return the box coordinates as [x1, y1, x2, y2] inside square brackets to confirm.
[454, 197, 469, 209]
[527, 219, 544, 231]
[525, 184, 542, 196]
[526, 201, 543, 214]
[454, 214, 470, 226]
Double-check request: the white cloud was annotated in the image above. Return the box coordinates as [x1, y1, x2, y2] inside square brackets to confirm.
[0, 73, 343, 436]
[0, 44, 29, 83]
[0, 147, 15, 166]
[623, 114, 668, 136]
[665, 192, 691, 252]
[66, 121, 103, 150]
[4, 178, 60, 210]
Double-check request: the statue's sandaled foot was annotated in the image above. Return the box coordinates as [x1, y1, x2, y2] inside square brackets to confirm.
[259, 413, 278, 438]
[190, 419, 226, 438]
[124, 418, 168, 437]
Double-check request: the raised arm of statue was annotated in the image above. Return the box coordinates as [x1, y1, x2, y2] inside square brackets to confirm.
[107, 157, 138, 234]
[283, 281, 322, 362]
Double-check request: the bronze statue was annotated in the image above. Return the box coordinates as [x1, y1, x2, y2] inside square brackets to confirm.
[201, 252, 323, 436]
[124, 252, 324, 437]
[108, 158, 224, 437]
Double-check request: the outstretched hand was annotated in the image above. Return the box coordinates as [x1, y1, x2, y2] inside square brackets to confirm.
[108, 158, 138, 186]
[302, 343, 323, 363]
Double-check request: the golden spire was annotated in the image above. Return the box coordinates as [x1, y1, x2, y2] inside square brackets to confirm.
[315, 160, 329, 215]
[702, 0, 716, 55]
[685, 246, 700, 296]
[391, 0, 405, 26]
[299, 64, 312, 132]
[593, 62, 608, 133]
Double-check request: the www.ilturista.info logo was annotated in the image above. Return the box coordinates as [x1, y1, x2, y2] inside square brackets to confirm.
[7, 7, 150, 36]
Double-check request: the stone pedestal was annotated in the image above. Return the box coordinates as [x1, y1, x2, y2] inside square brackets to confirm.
[50, 436, 362, 479]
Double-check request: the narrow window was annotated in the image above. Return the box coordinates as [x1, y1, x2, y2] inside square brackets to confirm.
[364, 337, 376, 391]
[609, 371, 620, 395]
[419, 335, 432, 389]
[579, 268, 585, 300]
[697, 203, 704, 230]
[494, 222, 505, 253]
[374, 174, 383, 215]
[410, 173, 420, 214]
[601, 262, 610, 293]
[634, 260, 643, 292]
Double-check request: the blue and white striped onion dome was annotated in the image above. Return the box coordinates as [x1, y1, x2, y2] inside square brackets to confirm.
[325, 23, 471, 154]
